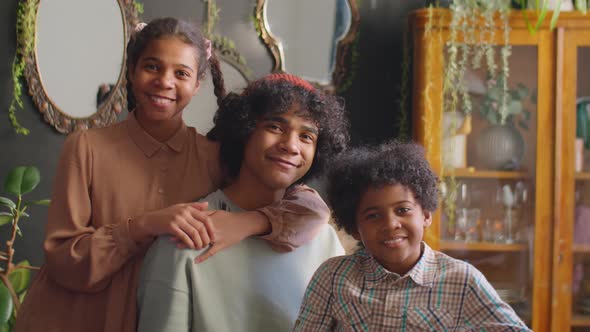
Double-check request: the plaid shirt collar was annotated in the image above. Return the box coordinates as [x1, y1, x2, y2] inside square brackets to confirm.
[359, 242, 436, 289]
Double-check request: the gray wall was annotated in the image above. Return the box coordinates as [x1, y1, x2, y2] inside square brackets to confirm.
[0, 0, 425, 266]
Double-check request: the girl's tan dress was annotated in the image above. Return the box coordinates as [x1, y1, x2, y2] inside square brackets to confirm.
[15, 113, 328, 332]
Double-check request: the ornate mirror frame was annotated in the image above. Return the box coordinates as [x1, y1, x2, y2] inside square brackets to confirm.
[254, 0, 360, 92]
[24, 0, 139, 134]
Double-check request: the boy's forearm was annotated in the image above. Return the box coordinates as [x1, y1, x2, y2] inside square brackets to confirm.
[257, 185, 329, 251]
[239, 211, 272, 236]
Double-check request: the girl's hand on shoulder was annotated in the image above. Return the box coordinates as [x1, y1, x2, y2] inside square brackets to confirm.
[131, 202, 215, 249]
[171, 210, 270, 263]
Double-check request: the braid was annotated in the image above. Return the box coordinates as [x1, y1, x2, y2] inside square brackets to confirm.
[208, 51, 226, 106]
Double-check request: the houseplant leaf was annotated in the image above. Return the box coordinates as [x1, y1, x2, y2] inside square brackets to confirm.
[508, 100, 523, 115]
[549, 0, 562, 30]
[576, 101, 590, 148]
[8, 261, 31, 294]
[24, 199, 50, 207]
[0, 283, 13, 324]
[4, 166, 40, 196]
[0, 198, 15, 211]
[0, 213, 11, 227]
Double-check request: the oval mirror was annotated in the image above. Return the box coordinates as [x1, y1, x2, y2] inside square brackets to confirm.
[25, 0, 138, 134]
[255, 0, 359, 90]
[182, 45, 251, 134]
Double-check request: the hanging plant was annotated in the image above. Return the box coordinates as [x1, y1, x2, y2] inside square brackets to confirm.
[7, 0, 38, 136]
[444, 0, 512, 119]
[424, 0, 513, 236]
[203, 0, 249, 68]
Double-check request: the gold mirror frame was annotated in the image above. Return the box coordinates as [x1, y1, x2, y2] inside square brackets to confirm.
[24, 0, 139, 134]
[254, 0, 360, 92]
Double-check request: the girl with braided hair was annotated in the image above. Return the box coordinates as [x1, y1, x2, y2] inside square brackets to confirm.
[16, 18, 333, 332]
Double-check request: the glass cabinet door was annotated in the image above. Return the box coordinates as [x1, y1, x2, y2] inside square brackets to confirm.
[437, 30, 553, 331]
[558, 29, 590, 332]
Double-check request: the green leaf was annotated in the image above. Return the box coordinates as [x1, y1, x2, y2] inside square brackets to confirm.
[0, 283, 13, 324]
[18, 290, 26, 303]
[0, 198, 15, 211]
[24, 199, 50, 207]
[550, 0, 562, 30]
[523, 110, 532, 120]
[515, 84, 530, 99]
[4, 166, 40, 196]
[578, 102, 590, 148]
[16, 226, 22, 237]
[8, 261, 31, 294]
[576, 0, 587, 12]
[0, 213, 11, 227]
[508, 100, 523, 115]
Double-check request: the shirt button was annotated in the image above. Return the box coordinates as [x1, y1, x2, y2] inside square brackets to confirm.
[158, 188, 165, 194]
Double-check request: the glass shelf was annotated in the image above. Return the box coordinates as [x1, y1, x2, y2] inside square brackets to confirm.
[573, 244, 590, 254]
[575, 172, 590, 180]
[571, 315, 590, 327]
[443, 168, 531, 179]
[440, 241, 528, 252]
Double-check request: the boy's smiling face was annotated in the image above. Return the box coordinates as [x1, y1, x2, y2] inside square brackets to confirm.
[240, 105, 319, 191]
[353, 183, 432, 275]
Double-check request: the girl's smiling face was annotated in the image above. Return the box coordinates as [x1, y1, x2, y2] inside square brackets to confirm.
[353, 183, 432, 275]
[129, 36, 201, 125]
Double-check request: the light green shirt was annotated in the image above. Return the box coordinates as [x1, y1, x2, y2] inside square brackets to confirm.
[137, 190, 345, 332]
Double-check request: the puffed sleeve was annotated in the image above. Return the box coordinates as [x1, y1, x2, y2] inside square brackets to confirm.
[43, 131, 150, 293]
[257, 185, 330, 252]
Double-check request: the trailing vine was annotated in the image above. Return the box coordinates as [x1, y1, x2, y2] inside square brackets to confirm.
[133, 0, 144, 16]
[444, 0, 512, 122]
[8, 0, 37, 135]
[203, 0, 248, 67]
[425, 1, 512, 236]
[423, 4, 436, 154]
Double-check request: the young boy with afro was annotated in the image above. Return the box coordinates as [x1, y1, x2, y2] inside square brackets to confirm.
[293, 141, 531, 331]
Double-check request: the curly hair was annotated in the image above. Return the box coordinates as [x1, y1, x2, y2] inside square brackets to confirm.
[207, 74, 350, 186]
[125, 17, 226, 110]
[327, 141, 440, 236]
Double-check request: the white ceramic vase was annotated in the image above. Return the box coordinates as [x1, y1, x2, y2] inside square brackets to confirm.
[442, 112, 471, 169]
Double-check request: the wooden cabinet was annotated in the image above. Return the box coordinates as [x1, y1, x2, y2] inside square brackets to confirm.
[410, 8, 590, 332]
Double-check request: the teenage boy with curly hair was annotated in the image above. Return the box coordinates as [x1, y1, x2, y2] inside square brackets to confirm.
[138, 73, 350, 332]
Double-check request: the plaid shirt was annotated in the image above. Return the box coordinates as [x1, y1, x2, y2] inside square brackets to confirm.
[293, 243, 531, 332]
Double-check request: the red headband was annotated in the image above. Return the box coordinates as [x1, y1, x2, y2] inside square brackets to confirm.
[243, 73, 316, 95]
[261, 73, 315, 91]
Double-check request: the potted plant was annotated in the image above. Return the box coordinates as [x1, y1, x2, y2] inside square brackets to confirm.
[0, 166, 49, 331]
[473, 72, 536, 170]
